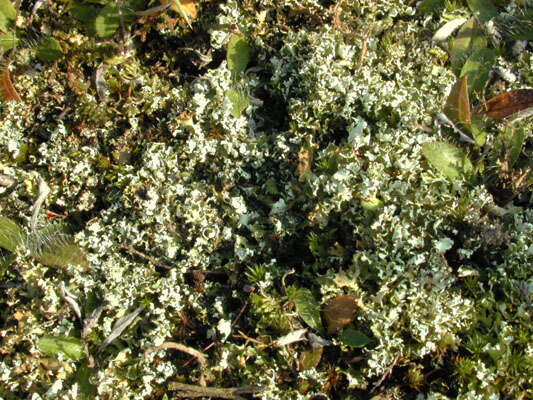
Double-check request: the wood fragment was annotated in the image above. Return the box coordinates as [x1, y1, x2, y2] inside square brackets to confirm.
[168, 382, 264, 400]
[144, 342, 207, 366]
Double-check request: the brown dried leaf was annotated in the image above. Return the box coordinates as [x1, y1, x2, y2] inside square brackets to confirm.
[477, 89, 533, 120]
[0, 62, 21, 103]
[296, 149, 311, 176]
[444, 76, 471, 126]
[324, 295, 358, 335]
[298, 346, 323, 371]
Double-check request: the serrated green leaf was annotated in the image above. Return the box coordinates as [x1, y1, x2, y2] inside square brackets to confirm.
[496, 10, 533, 41]
[0, 216, 23, 252]
[35, 37, 63, 62]
[467, 0, 498, 22]
[0, 32, 16, 51]
[95, 3, 121, 38]
[28, 225, 89, 269]
[339, 329, 371, 348]
[38, 336, 84, 361]
[74, 362, 97, 399]
[460, 48, 495, 94]
[507, 126, 526, 168]
[449, 17, 487, 75]
[422, 142, 473, 180]
[227, 35, 252, 78]
[0, 0, 16, 33]
[287, 286, 322, 332]
[227, 88, 250, 118]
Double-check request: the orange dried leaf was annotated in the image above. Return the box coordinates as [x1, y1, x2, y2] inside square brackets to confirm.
[324, 295, 358, 335]
[444, 76, 471, 126]
[167, 0, 197, 18]
[477, 89, 533, 120]
[0, 63, 21, 103]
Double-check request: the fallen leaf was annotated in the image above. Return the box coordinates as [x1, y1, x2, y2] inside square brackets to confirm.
[297, 149, 311, 177]
[0, 62, 21, 103]
[339, 328, 371, 348]
[276, 328, 308, 347]
[477, 89, 533, 120]
[298, 346, 323, 371]
[444, 76, 471, 127]
[432, 18, 467, 42]
[324, 295, 358, 335]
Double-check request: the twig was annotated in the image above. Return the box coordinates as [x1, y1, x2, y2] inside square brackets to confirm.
[231, 288, 254, 328]
[118, 245, 172, 269]
[182, 341, 215, 368]
[234, 330, 268, 347]
[135, 2, 171, 17]
[144, 342, 207, 366]
[370, 353, 401, 393]
[168, 382, 264, 400]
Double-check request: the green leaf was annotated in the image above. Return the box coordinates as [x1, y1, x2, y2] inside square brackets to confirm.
[470, 114, 487, 146]
[0, 252, 15, 279]
[339, 329, 371, 348]
[70, 3, 101, 23]
[496, 10, 533, 41]
[507, 126, 526, 168]
[0, 32, 16, 51]
[422, 142, 473, 180]
[418, 0, 444, 14]
[360, 196, 383, 211]
[0, 0, 16, 33]
[449, 17, 487, 75]
[467, 0, 498, 22]
[95, 3, 121, 38]
[227, 35, 252, 78]
[287, 286, 322, 332]
[0, 216, 23, 252]
[74, 362, 97, 399]
[38, 336, 84, 361]
[227, 88, 250, 118]
[27, 225, 89, 269]
[35, 37, 63, 62]
[460, 48, 495, 94]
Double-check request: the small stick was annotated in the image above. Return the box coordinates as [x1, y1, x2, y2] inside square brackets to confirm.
[168, 382, 264, 400]
[231, 288, 254, 328]
[370, 353, 401, 393]
[182, 290, 254, 367]
[118, 245, 172, 269]
[144, 342, 207, 366]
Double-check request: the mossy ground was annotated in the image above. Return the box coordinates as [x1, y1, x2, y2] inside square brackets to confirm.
[0, 1, 532, 399]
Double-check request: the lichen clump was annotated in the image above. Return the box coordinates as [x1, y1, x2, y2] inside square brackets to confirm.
[0, 0, 532, 399]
